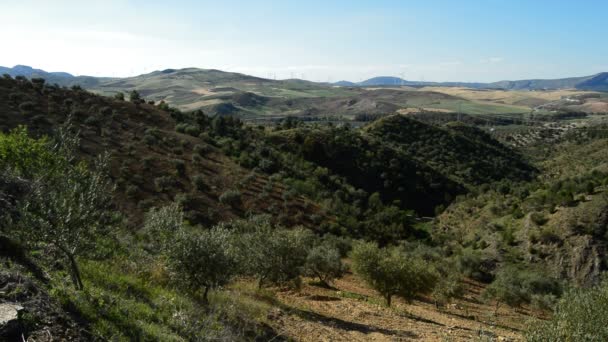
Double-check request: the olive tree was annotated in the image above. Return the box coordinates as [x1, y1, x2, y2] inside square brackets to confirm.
[350, 242, 437, 306]
[229, 216, 315, 288]
[167, 227, 238, 304]
[143, 202, 183, 251]
[304, 243, 346, 287]
[20, 153, 113, 290]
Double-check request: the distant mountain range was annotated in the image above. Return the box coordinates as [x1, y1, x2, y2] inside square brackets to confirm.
[0, 65, 113, 88]
[335, 73, 608, 91]
[2, 65, 607, 92]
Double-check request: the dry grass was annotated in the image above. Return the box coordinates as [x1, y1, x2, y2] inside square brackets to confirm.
[266, 272, 536, 341]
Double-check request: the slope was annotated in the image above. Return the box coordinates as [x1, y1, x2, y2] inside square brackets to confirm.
[0, 75, 325, 229]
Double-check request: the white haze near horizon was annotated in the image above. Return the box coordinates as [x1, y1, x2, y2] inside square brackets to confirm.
[1, 0, 608, 83]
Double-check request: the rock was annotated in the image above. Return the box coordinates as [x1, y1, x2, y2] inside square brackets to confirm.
[0, 302, 24, 338]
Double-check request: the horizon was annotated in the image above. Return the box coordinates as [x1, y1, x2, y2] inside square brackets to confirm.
[1, 0, 607, 82]
[3, 64, 605, 85]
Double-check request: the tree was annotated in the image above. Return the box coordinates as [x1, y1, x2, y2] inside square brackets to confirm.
[14, 122, 114, 290]
[143, 202, 184, 251]
[167, 227, 238, 304]
[114, 92, 125, 101]
[350, 242, 437, 306]
[230, 217, 315, 288]
[304, 243, 346, 287]
[129, 90, 141, 103]
[20, 154, 113, 290]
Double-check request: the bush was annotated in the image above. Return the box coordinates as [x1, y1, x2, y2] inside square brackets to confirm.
[184, 125, 200, 137]
[432, 269, 465, 306]
[350, 242, 437, 306]
[19, 101, 35, 112]
[526, 279, 608, 341]
[304, 243, 346, 286]
[219, 190, 242, 207]
[154, 176, 174, 192]
[192, 174, 206, 191]
[143, 203, 183, 250]
[193, 144, 209, 157]
[455, 248, 494, 282]
[130, 90, 141, 103]
[483, 266, 561, 314]
[173, 159, 186, 177]
[320, 234, 352, 257]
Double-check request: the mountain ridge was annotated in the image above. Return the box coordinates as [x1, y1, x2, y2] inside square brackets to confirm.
[336, 73, 607, 91]
[2, 65, 607, 92]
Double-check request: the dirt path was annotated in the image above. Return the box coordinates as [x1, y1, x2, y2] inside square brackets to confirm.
[268, 274, 536, 341]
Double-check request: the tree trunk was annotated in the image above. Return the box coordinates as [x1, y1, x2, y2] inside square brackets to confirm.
[202, 286, 210, 305]
[67, 252, 84, 290]
[386, 294, 392, 307]
[494, 301, 500, 316]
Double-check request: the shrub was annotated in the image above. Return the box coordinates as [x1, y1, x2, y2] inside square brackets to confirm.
[173, 159, 186, 177]
[432, 270, 465, 306]
[526, 279, 608, 341]
[184, 125, 200, 137]
[320, 234, 352, 257]
[530, 212, 548, 226]
[193, 144, 209, 157]
[304, 243, 346, 286]
[455, 248, 494, 282]
[483, 266, 562, 315]
[154, 176, 174, 192]
[19, 101, 35, 112]
[130, 90, 141, 103]
[0, 126, 56, 178]
[143, 203, 183, 250]
[350, 242, 437, 306]
[114, 92, 125, 101]
[192, 174, 206, 191]
[219, 190, 242, 207]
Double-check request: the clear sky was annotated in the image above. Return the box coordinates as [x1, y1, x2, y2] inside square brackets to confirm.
[1, 0, 607, 82]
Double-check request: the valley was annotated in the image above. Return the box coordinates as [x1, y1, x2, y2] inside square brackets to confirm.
[1, 67, 608, 341]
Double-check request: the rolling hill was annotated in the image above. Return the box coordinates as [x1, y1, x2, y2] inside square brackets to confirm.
[2, 65, 607, 122]
[335, 73, 608, 91]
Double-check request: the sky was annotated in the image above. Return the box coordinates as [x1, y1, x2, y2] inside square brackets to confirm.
[1, 0, 607, 82]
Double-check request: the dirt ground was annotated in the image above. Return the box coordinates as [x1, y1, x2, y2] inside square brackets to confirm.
[267, 273, 541, 341]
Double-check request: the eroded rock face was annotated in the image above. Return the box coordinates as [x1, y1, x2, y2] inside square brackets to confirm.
[542, 197, 608, 287]
[0, 303, 23, 338]
[557, 235, 606, 287]
[0, 272, 89, 341]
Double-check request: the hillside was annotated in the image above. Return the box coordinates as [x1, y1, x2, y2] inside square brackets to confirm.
[334, 73, 608, 91]
[0, 75, 324, 229]
[365, 115, 537, 187]
[1, 72, 607, 341]
[4, 65, 607, 123]
[436, 129, 608, 287]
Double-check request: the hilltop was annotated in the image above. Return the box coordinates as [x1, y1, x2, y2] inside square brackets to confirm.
[336, 73, 608, 91]
[3, 65, 608, 122]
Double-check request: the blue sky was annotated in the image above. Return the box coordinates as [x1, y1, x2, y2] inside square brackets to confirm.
[1, 0, 607, 82]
